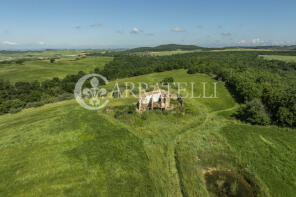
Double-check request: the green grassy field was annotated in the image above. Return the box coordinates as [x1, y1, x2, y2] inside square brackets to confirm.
[0, 101, 155, 196]
[212, 49, 273, 52]
[220, 124, 296, 196]
[0, 56, 112, 83]
[0, 49, 108, 61]
[259, 55, 296, 63]
[0, 50, 81, 61]
[0, 70, 295, 196]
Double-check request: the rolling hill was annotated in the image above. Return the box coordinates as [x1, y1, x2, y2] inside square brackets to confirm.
[0, 70, 295, 196]
[127, 44, 204, 52]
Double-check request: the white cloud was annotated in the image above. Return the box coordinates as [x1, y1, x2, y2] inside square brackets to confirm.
[75, 26, 81, 29]
[272, 40, 296, 46]
[236, 40, 247, 44]
[236, 38, 266, 45]
[287, 40, 296, 45]
[171, 27, 185, 32]
[221, 32, 232, 36]
[235, 39, 296, 46]
[2, 41, 17, 45]
[90, 23, 102, 27]
[38, 41, 45, 45]
[251, 38, 265, 44]
[130, 27, 142, 34]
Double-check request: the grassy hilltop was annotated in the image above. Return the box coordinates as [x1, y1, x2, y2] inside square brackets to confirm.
[0, 70, 295, 196]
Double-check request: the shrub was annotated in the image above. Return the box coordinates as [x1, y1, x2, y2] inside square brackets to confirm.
[236, 99, 271, 125]
[15, 59, 25, 64]
[25, 101, 43, 108]
[9, 107, 22, 114]
[114, 105, 135, 119]
[276, 107, 294, 127]
[146, 87, 154, 92]
[159, 85, 168, 91]
[112, 90, 122, 98]
[170, 83, 178, 90]
[161, 77, 174, 85]
[0, 99, 25, 113]
[130, 86, 139, 95]
[57, 93, 73, 100]
[48, 93, 73, 103]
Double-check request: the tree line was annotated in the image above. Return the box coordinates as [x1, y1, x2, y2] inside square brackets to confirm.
[0, 71, 87, 114]
[101, 51, 296, 127]
[0, 51, 295, 127]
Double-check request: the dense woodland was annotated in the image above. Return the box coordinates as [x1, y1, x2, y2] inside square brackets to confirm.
[102, 51, 296, 127]
[0, 51, 296, 127]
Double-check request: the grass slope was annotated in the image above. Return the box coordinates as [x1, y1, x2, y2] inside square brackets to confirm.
[0, 100, 155, 196]
[220, 124, 296, 196]
[0, 70, 295, 196]
[0, 56, 112, 83]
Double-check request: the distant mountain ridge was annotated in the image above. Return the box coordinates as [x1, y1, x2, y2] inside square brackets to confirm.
[128, 44, 203, 52]
[128, 44, 296, 52]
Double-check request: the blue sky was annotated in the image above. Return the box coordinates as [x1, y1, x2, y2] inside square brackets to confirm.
[0, 0, 296, 49]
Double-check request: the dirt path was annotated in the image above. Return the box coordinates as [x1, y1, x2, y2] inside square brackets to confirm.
[101, 103, 239, 197]
[172, 104, 239, 196]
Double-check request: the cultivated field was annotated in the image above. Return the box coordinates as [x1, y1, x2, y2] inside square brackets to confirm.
[0, 56, 112, 83]
[0, 49, 106, 61]
[259, 55, 296, 63]
[0, 70, 295, 196]
[212, 48, 273, 52]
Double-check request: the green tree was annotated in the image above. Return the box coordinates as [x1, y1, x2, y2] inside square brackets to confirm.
[237, 99, 271, 125]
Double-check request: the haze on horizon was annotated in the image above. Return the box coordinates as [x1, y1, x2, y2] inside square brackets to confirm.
[0, 0, 295, 49]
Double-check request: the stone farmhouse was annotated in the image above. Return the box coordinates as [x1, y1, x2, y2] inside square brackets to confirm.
[137, 89, 180, 112]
